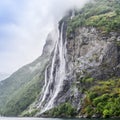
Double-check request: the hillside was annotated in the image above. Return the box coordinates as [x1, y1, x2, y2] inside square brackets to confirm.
[0, 32, 56, 116]
[0, 0, 120, 118]
[0, 73, 9, 81]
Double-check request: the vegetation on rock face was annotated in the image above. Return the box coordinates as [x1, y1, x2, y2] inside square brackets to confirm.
[67, 0, 120, 36]
[81, 78, 120, 118]
[45, 102, 77, 118]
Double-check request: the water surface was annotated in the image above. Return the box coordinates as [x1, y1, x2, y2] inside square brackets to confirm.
[0, 118, 119, 120]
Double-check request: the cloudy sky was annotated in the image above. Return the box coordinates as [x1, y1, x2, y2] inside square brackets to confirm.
[0, 0, 89, 74]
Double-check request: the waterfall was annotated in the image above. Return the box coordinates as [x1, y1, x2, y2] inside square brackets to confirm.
[37, 66, 48, 107]
[38, 22, 66, 113]
[37, 30, 59, 109]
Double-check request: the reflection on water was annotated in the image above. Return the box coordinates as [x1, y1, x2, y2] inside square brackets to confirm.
[0, 118, 120, 120]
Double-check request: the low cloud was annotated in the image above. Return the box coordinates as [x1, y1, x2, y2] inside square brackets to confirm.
[0, 0, 89, 74]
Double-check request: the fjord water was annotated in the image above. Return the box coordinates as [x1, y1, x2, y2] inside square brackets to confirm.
[0, 118, 120, 120]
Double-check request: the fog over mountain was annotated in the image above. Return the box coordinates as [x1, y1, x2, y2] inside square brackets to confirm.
[0, 0, 89, 74]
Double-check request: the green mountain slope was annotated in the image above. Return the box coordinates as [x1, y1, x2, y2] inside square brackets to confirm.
[0, 33, 55, 116]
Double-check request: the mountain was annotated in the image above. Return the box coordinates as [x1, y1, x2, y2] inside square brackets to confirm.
[0, 0, 120, 118]
[0, 30, 56, 116]
[0, 73, 10, 81]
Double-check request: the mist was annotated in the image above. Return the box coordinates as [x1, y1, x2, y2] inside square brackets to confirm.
[0, 0, 89, 74]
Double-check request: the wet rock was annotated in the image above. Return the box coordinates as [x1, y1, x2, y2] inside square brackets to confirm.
[36, 26, 120, 117]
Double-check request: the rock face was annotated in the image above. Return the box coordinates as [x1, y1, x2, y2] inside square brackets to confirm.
[65, 27, 120, 112]
[67, 27, 120, 80]
[35, 18, 120, 116]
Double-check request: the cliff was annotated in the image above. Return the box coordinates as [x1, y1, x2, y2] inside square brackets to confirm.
[36, 0, 120, 118]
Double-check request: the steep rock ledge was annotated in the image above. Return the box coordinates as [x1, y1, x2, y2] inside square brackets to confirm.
[37, 26, 120, 118]
[67, 27, 120, 80]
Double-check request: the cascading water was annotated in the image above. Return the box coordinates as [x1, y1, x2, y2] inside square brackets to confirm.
[38, 40, 58, 106]
[38, 22, 66, 113]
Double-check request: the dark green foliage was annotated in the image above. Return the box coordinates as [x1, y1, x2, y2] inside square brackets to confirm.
[21, 109, 39, 117]
[81, 77, 94, 84]
[77, 77, 95, 93]
[45, 102, 76, 118]
[81, 78, 120, 118]
[67, 0, 120, 36]
[1, 74, 43, 116]
[0, 51, 49, 116]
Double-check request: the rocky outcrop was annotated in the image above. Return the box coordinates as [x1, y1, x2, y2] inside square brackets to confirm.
[65, 26, 120, 112]
[67, 27, 120, 80]
[36, 23, 120, 117]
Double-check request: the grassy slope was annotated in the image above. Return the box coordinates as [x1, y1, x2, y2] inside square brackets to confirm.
[0, 54, 49, 116]
[2, 73, 44, 116]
